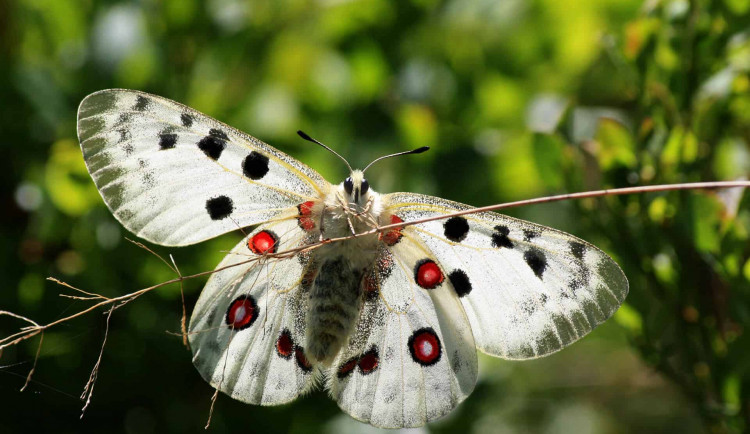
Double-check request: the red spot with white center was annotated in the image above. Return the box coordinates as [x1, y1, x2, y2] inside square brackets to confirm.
[337, 358, 357, 378]
[276, 329, 294, 359]
[358, 347, 379, 374]
[415, 259, 444, 289]
[409, 328, 441, 366]
[225, 295, 258, 330]
[297, 201, 316, 231]
[380, 214, 404, 246]
[295, 346, 313, 373]
[248, 230, 277, 254]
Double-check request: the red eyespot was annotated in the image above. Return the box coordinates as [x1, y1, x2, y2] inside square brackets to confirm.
[380, 214, 404, 246]
[408, 328, 441, 366]
[276, 329, 294, 359]
[363, 273, 378, 294]
[415, 259, 443, 289]
[337, 358, 357, 379]
[358, 347, 379, 374]
[295, 346, 313, 373]
[297, 201, 316, 231]
[225, 295, 258, 330]
[248, 230, 278, 254]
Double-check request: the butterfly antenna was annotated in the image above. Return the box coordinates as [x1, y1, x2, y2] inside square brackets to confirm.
[362, 146, 430, 174]
[297, 130, 353, 173]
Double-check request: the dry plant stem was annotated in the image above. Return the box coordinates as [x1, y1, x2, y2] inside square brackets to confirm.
[20, 332, 43, 392]
[205, 389, 220, 429]
[80, 307, 114, 418]
[170, 254, 189, 347]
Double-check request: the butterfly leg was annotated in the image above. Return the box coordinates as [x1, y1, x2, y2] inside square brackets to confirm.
[337, 195, 358, 236]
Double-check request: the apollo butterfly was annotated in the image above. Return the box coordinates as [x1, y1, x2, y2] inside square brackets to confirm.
[77, 89, 629, 428]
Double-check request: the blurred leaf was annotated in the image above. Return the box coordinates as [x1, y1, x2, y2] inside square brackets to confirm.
[45, 139, 101, 216]
[397, 104, 437, 149]
[688, 194, 723, 253]
[476, 73, 525, 125]
[614, 303, 643, 333]
[594, 118, 637, 169]
[531, 133, 565, 189]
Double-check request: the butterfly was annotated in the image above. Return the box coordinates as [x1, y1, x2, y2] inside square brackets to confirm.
[77, 89, 628, 428]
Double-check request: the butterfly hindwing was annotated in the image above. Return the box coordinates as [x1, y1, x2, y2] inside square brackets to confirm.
[189, 214, 319, 405]
[77, 89, 329, 246]
[328, 239, 478, 428]
[384, 193, 629, 360]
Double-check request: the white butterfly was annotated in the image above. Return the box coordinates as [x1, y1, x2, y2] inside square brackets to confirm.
[77, 89, 628, 428]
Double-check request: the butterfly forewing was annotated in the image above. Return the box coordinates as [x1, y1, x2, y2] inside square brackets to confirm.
[328, 236, 477, 428]
[384, 193, 628, 359]
[189, 215, 318, 405]
[77, 89, 329, 246]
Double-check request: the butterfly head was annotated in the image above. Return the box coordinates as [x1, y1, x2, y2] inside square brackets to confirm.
[342, 170, 371, 206]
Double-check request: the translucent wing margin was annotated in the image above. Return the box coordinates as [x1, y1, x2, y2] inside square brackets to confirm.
[77, 89, 329, 246]
[328, 241, 477, 428]
[383, 192, 629, 360]
[189, 215, 318, 405]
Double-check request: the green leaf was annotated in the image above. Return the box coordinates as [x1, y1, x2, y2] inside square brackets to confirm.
[595, 118, 637, 169]
[531, 133, 566, 189]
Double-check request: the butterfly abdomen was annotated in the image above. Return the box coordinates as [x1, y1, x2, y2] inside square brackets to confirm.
[306, 256, 364, 366]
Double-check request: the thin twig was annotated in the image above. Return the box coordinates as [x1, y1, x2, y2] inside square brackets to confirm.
[170, 254, 189, 348]
[80, 307, 114, 419]
[126, 238, 177, 274]
[20, 332, 43, 392]
[47, 278, 109, 300]
[205, 389, 220, 429]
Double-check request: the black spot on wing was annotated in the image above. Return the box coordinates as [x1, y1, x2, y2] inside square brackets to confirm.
[443, 216, 469, 242]
[448, 269, 472, 297]
[523, 229, 540, 241]
[134, 95, 150, 111]
[568, 241, 589, 292]
[205, 195, 233, 220]
[491, 225, 514, 249]
[117, 128, 131, 143]
[118, 129, 134, 155]
[159, 132, 177, 150]
[521, 299, 536, 315]
[209, 128, 229, 140]
[570, 241, 586, 260]
[198, 135, 226, 160]
[524, 248, 547, 279]
[242, 152, 270, 180]
[568, 272, 590, 292]
[181, 112, 194, 128]
[117, 112, 133, 125]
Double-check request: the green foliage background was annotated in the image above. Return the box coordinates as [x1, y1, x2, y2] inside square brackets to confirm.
[1, 0, 750, 432]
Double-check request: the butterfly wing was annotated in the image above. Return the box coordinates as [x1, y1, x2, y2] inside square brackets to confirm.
[328, 240, 478, 428]
[77, 89, 329, 246]
[189, 214, 319, 404]
[383, 193, 628, 360]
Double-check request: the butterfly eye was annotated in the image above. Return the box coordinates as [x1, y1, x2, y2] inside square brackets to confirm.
[361, 179, 369, 195]
[344, 177, 354, 195]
